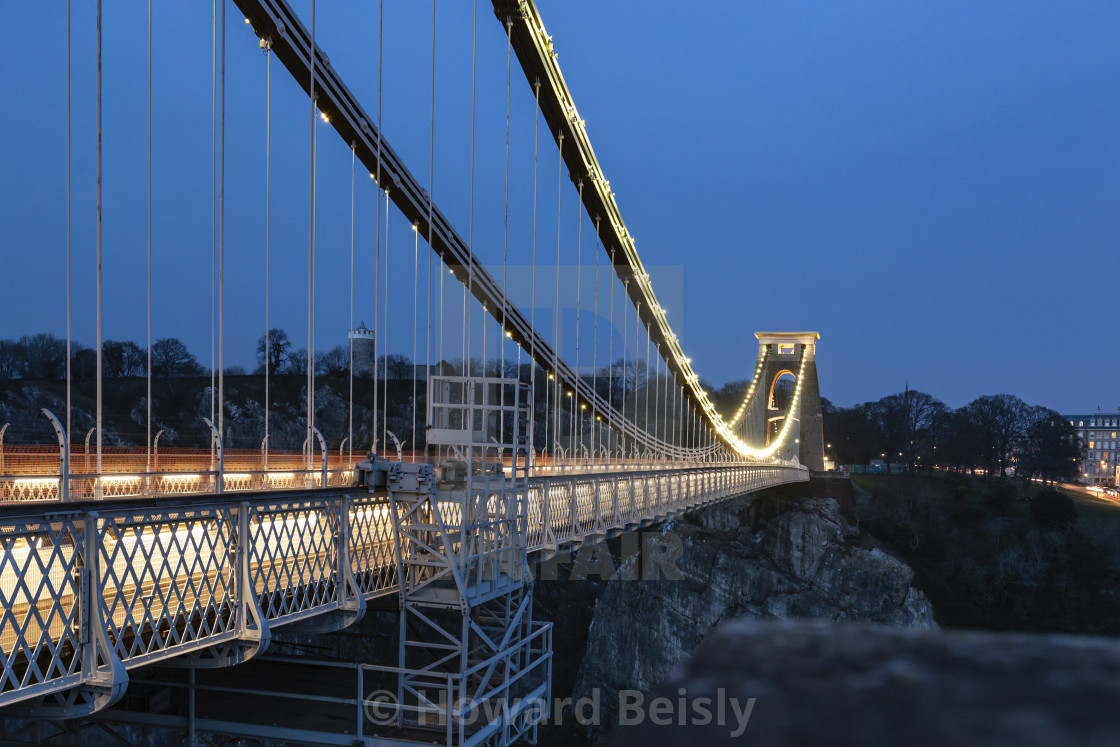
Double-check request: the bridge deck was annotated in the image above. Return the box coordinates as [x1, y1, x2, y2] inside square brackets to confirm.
[0, 463, 807, 713]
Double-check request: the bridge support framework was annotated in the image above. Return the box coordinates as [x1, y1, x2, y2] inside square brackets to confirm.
[380, 463, 550, 746]
[374, 377, 552, 746]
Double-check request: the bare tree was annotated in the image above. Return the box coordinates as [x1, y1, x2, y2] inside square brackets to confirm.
[0, 340, 23, 381]
[19, 333, 66, 380]
[379, 354, 412, 380]
[256, 328, 292, 374]
[151, 337, 202, 378]
[103, 339, 146, 377]
[966, 394, 1030, 478]
[316, 346, 349, 377]
[286, 348, 309, 375]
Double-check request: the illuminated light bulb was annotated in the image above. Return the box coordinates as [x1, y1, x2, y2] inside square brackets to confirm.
[245, 18, 251, 24]
[320, 111, 329, 123]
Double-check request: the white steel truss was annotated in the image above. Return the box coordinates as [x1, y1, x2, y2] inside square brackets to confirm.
[370, 377, 547, 746]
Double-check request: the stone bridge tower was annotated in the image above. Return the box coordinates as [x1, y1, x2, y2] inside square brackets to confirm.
[749, 332, 824, 471]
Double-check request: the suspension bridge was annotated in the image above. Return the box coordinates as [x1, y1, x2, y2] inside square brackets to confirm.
[0, 2, 823, 745]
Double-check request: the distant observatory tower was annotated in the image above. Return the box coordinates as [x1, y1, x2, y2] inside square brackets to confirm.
[349, 322, 376, 377]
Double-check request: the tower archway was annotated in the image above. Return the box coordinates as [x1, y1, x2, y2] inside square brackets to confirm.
[747, 333, 824, 469]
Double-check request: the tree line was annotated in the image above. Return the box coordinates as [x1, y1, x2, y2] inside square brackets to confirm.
[3, 328, 700, 395]
[0, 329, 380, 382]
[824, 388, 1079, 483]
[0, 333, 205, 380]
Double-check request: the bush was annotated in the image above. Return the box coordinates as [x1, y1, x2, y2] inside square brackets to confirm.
[1030, 490, 1077, 529]
[946, 472, 970, 503]
[983, 480, 1017, 513]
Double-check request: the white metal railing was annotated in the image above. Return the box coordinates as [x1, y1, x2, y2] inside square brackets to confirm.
[0, 469, 356, 504]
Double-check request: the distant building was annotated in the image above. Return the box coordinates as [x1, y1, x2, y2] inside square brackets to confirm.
[1064, 410, 1120, 486]
[348, 322, 376, 377]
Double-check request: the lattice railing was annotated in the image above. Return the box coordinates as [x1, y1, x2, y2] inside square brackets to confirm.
[0, 468, 358, 504]
[98, 505, 239, 667]
[0, 516, 84, 702]
[248, 499, 340, 624]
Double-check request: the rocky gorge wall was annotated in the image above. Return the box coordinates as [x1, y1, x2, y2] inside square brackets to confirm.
[558, 489, 936, 742]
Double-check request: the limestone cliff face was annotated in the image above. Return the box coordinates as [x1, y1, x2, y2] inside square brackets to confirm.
[571, 492, 936, 725]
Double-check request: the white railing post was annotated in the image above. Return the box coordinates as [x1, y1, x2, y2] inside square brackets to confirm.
[313, 427, 328, 486]
[569, 481, 578, 540]
[42, 409, 69, 503]
[592, 476, 602, 533]
[203, 417, 223, 494]
[76, 511, 128, 710]
[387, 430, 404, 463]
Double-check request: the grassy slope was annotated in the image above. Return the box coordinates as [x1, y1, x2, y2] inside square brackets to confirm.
[850, 472, 1120, 635]
[852, 472, 1120, 524]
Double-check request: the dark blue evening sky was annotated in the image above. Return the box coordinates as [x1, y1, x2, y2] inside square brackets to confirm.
[1, 1, 1117, 413]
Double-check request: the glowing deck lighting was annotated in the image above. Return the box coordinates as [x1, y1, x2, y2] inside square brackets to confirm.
[101, 475, 142, 484]
[12, 478, 58, 487]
